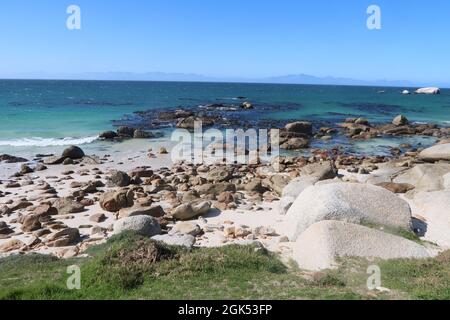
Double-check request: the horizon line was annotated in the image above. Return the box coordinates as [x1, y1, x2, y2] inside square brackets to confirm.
[0, 77, 448, 90]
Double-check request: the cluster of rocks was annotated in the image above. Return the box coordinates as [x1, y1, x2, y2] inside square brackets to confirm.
[339, 115, 450, 140]
[3, 137, 450, 272]
[99, 126, 158, 140]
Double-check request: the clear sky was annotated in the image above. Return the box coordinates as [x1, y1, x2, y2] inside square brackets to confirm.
[1, 0, 449, 83]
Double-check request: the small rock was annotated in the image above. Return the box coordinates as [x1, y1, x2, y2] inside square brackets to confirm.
[100, 190, 134, 212]
[152, 234, 195, 248]
[170, 221, 202, 236]
[90, 213, 106, 223]
[113, 215, 161, 237]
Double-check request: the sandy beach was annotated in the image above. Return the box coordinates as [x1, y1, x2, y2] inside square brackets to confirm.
[2, 114, 450, 270]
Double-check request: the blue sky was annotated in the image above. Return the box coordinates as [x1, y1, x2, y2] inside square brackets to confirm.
[0, 0, 449, 83]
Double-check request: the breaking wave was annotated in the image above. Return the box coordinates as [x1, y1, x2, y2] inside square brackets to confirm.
[0, 136, 99, 147]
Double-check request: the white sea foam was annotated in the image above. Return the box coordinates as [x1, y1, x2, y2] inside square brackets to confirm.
[0, 136, 99, 147]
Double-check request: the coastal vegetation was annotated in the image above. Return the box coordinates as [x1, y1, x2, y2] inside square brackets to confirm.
[1, 232, 450, 300]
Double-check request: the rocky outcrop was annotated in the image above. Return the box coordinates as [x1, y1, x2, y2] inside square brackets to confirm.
[293, 221, 431, 271]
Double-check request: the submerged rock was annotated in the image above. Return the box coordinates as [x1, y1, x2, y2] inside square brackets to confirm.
[285, 121, 313, 136]
[99, 131, 117, 140]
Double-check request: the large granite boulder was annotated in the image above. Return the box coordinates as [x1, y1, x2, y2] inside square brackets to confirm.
[293, 221, 431, 271]
[113, 215, 161, 237]
[285, 183, 412, 241]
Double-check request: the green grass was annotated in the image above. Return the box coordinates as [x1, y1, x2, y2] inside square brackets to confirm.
[360, 221, 428, 244]
[0, 231, 449, 300]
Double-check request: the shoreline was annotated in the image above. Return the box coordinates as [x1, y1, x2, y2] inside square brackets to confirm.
[1, 113, 450, 270]
[2, 123, 450, 263]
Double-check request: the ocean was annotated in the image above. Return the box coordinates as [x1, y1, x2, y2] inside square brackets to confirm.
[1, 79, 449, 158]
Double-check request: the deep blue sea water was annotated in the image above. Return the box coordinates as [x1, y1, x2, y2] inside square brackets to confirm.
[1, 79, 449, 156]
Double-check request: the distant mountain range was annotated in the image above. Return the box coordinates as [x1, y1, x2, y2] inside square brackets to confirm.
[1, 71, 447, 88]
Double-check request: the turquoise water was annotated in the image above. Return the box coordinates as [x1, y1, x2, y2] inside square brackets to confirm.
[0, 79, 449, 156]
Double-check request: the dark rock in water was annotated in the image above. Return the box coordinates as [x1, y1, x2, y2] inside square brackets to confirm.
[0, 154, 28, 163]
[176, 116, 215, 130]
[99, 131, 118, 140]
[117, 126, 135, 137]
[241, 102, 254, 109]
[392, 115, 409, 126]
[62, 146, 85, 160]
[355, 118, 370, 126]
[285, 122, 313, 136]
[159, 109, 194, 121]
[281, 137, 310, 150]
